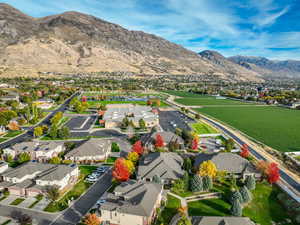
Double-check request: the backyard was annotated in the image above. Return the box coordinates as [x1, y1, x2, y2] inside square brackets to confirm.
[196, 106, 300, 152]
[155, 195, 181, 225]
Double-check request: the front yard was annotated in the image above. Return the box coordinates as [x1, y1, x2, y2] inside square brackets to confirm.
[44, 166, 97, 212]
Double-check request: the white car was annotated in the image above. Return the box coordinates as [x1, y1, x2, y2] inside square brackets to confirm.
[96, 199, 106, 206]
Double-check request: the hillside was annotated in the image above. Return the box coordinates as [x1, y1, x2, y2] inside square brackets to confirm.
[0, 3, 262, 81]
[229, 55, 300, 78]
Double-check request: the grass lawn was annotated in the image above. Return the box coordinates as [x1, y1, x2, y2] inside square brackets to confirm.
[156, 195, 181, 225]
[162, 90, 204, 98]
[191, 122, 219, 134]
[44, 166, 96, 212]
[0, 138, 8, 143]
[87, 100, 147, 107]
[3, 130, 23, 138]
[106, 157, 117, 164]
[243, 183, 294, 225]
[10, 198, 25, 206]
[188, 198, 231, 216]
[196, 106, 300, 152]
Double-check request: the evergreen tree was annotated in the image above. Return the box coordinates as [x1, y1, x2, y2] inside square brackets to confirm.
[190, 175, 203, 192]
[58, 126, 70, 139]
[240, 185, 252, 204]
[245, 175, 256, 190]
[229, 190, 243, 204]
[183, 171, 189, 191]
[183, 157, 192, 172]
[202, 176, 213, 191]
[230, 198, 242, 216]
[49, 125, 58, 139]
[152, 175, 162, 184]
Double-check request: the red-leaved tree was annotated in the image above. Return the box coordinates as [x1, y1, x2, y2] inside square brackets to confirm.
[112, 158, 130, 182]
[132, 140, 144, 155]
[267, 162, 280, 184]
[240, 144, 250, 158]
[155, 134, 164, 148]
[191, 138, 199, 150]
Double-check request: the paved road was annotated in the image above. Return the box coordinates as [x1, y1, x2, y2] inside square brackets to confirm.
[0, 92, 79, 150]
[166, 98, 300, 195]
[51, 170, 112, 225]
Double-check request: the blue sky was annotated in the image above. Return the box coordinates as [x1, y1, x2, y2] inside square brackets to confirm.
[2, 0, 300, 60]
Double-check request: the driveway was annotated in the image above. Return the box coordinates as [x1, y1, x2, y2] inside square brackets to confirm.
[158, 110, 194, 132]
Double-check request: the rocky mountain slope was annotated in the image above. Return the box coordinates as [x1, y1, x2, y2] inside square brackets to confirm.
[199, 50, 261, 81]
[0, 3, 262, 81]
[229, 55, 300, 78]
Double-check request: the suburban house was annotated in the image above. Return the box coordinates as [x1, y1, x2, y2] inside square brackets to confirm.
[100, 180, 163, 225]
[0, 161, 8, 174]
[194, 152, 260, 179]
[137, 152, 184, 184]
[141, 131, 185, 151]
[192, 216, 256, 225]
[33, 98, 54, 109]
[103, 104, 159, 128]
[0, 162, 79, 197]
[3, 141, 65, 162]
[64, 138, 111, 163]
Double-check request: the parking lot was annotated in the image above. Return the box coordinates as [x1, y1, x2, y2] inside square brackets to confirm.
[158, 110, 194, 132]
[65, 116, 97, 131]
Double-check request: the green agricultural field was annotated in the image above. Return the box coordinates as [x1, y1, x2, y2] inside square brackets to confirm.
[175, 96, 254, 106]
[163, 90, 204, 97]
[196, 106, 300, 152]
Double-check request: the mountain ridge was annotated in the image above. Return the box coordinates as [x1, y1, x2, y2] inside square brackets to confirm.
[0, 4, 262, 81]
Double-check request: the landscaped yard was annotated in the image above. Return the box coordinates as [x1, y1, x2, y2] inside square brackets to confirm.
[3, 130, 23, 138]
[188, 182, 294, 225]
[196, 106, 300, 152]
[44, 166, 97, 212]
[156, 195, 181, 225]
[10, 198, 25, 206]
[191, 122, 219, 134]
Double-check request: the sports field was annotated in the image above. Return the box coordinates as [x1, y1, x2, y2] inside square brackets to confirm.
[196, 106, 300, 152]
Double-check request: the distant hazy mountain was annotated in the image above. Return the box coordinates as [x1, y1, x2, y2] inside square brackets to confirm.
[229, 55, 300, 78]
[198, 50, 261, 81]
[0, 3, 262, 81]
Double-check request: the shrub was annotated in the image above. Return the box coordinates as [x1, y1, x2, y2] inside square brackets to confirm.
[240, 186, 252, 204]
[245, 175, 256, 190]
[230, 198, 242, 216]
[190, 175, 203, 192]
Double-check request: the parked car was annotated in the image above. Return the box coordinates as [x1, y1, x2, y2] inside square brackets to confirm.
[96, 199, 106, 206]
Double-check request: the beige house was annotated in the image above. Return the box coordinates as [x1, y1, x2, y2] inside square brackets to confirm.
[0, 162, 79, 197]
[103, 104, 159, 129]
[3, 141, 65, 162]
[100, 180, 163, 225]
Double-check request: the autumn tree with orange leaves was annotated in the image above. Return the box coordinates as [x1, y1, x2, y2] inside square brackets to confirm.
[83, 213, 101, 225]
[132, 140, 144, 155]
[155, 134, 164, 148]
[240, 144, 250, 158]
[256, 161, 280, 184]
[112, 158, 130, 182]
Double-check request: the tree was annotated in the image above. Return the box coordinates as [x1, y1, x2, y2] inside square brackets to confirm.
[190, 175, 203, 192]
[34, 126, 43, 138]
[240, 144, 250, 158]
[83, 213, 101, 225]
[245, 175, 256, 190]
[16, 214, 32, 225]
[112, 158, 130, 182]
[50, 112, 63, 125]
[58, 126, 70, 139]
[230, 198, 242, 216]
[225, 138, 235, 152]
[127, 152, 139, 164]
[49, 156, 61, 164]
[132, 140, 144, 155]
[191, 138, 199, 150]
[199, 160, 217, 178]
[240, 185, 252, 204]
[111, 142, 120, 152]
[153, 175, 162, 184]
[229, 190, 243, 204]
[177, 215, 192, 225]
[18, 152, 31, 163]
[183, 157, 192, 172]
[267, 162, 280, 184]
[202, 175, 213, 191]
[7, 121, 20, 131]
[139, 119, 146, 129]
[183, 171, 189, 191]
[124, 159, 135, 174]
[172, 179, 185, 195]
[155, 134, 164, 148]
[49, 125, 58, 138]
[121, 117, 129, 128]
[46, 186, 60, 202]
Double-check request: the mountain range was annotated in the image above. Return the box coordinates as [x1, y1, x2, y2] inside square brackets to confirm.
[0, 3, 299, 81]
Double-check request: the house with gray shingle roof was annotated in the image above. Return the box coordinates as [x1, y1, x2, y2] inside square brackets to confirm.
[137, 152, 184, 184]
[3, 141, 65, 161]
[192, 216, 256, 225]
[194, 152, 260, 179]
[100, 180, 163, 225]
[141, 131, 184, 151]
[64, 138, 111, 162]
[0, 162, 79, 197]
